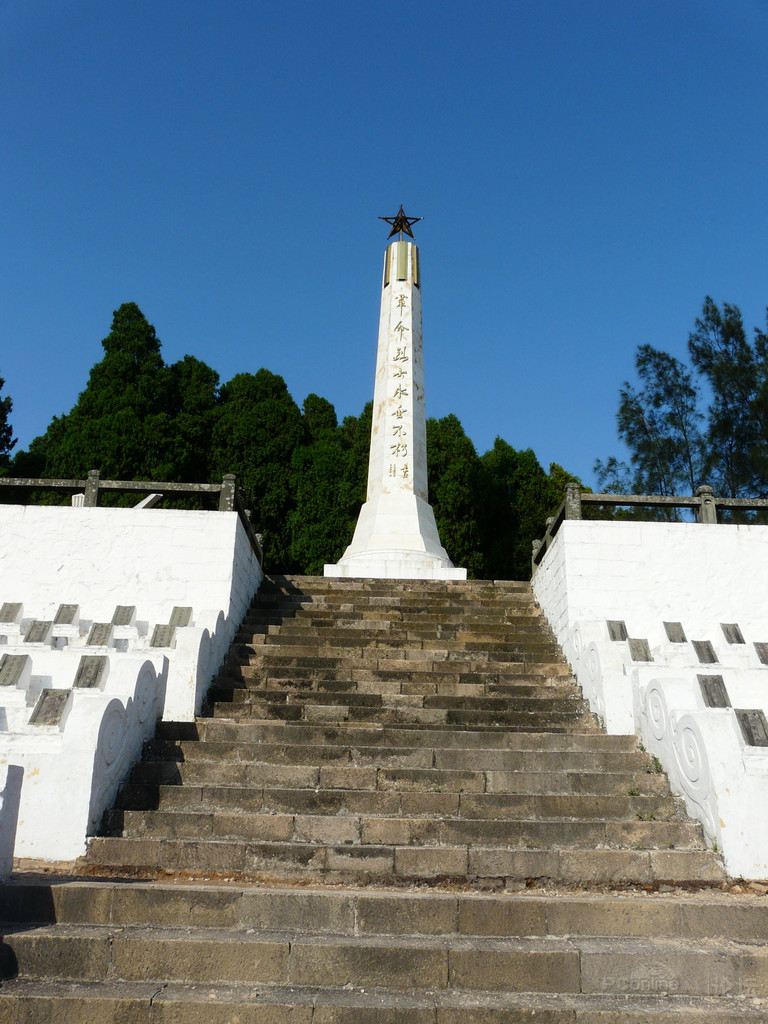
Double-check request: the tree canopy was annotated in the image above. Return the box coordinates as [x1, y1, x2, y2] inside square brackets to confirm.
[0, 373, 15, 470]
[8, 302, 580, 578]
[597, 297, 768, 502]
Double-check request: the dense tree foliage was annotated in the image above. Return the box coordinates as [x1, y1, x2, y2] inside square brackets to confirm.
[8, 303, 579, 578]
[597, 297, 768, 502]
[0, 373, 15, 470]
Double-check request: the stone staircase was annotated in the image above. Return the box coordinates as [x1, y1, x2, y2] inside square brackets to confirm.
[1, 575, 767, 1021]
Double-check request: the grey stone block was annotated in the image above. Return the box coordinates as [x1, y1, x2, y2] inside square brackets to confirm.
[111, 606, 136, 627]
[87, 623, 113, 647]
[24, 620, 53, 644]
[151, 624, 176, 648]
[663, 621, 687, 643]
[74, 655, 108, 689]
[736, 708, 768, 747]
[29, 689, 71, 727]
[0, 602, 22, 625]
[0, 653, 30, 688]
[53, 604, 79, 626]
[698, 674, 730, 708]
[169, 606, 192, 627]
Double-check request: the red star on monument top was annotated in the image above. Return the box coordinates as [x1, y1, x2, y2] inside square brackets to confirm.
[379, 205, 422, 239]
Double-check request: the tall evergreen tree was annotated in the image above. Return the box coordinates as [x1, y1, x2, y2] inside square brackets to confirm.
[595, 345, 704, 498]
[426, 414, 485, 578]
[210, 369, 304, 569]
[480, 440, 565, 579]
[0, 374, 14, 470]
[18, 303, 177, 480]
[688, 298, 761, 497]
[288, 395, 354, 574]
[598, 297, 768, 502]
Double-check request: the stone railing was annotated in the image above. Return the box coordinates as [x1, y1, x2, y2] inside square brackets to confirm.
[532, 483, 768, 571]
[0, 470, 262, 564]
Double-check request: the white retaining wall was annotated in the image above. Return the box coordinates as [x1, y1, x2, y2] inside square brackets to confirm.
[0, 503, 263, 860]
[532, 520, 768, 879]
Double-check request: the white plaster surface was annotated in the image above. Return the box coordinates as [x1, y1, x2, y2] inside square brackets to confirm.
[0, 503, 263, 861]
[326, 240, 465, 580]
[533, 520, 768, 878]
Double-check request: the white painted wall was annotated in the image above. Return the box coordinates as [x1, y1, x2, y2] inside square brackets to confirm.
[533, 520, 768, 879]
[0, 503, 263, 861]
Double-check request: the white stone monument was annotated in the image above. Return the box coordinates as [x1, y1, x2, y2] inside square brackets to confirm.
[325, 208, 466, 580]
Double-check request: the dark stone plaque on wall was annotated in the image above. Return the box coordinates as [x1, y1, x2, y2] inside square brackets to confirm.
[54, 604, 79, 625]
[87, 623, 113, 647]
[0, 654, 29, 688]
[607, 620, 628, 641]
[112, 606, 136, 627]
[697, 674, 731, 708]
[628, 638, 652, 662]
[151, 625, 176, 648]
[736, 709, 768, 747]
[692, 640, 718, 664]
[663, 621, 687, 643]
[721, 623, 745, 645]
[74, 655, 108, 689]
[30, 689, 70, 727]
[169, 607, 192, 628]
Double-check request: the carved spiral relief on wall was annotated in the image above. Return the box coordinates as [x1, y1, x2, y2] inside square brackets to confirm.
[672, 713, 717, 839]
[571, 624, 583, 662]
[99, 701, 127, 768]
[644, 681, 669, 743]
[134, 663, 156, 726]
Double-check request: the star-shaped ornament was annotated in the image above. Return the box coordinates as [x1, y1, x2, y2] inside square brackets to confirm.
[379, 205, 422, 239]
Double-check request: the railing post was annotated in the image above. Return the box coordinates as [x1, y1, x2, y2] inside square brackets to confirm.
[219, 474, 236, 512]
[84, 470, 101, 507]
[696, 485, 717, 524]
[564, 482, 582, 520]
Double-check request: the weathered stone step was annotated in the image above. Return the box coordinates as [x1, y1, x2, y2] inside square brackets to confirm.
[116, 783, 681, 822]
[5, 920, 763, 999]
[247, 633, 562, 658]
[144, 738, 650, 772]
[207, 700, 592, 731]
[127, 760, 669, 796]
[106, 808, 706, 851]
[223, 672, 577, 700]
[246, 618, 561, 634]
[3, 978, 767, 1024]
[207, 688, 585, 717]
[85, 835, 725, 885]
[156, 719, 639, 751]
[230, 661, 574, 683]
[3, 881, 764, 938]
[3, 977, 765, 1024]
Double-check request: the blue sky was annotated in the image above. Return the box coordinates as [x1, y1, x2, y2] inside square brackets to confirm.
[2, 0, 768, 488]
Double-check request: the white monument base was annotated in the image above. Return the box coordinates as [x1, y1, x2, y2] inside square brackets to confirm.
[325, 494, 467, 580]
[0, 502, 263, 861]
[532, 519, 768, 879]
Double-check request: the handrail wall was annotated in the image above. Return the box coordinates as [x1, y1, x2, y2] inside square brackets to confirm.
[0, 470, 262, 564]
[532, 483, 768, 572]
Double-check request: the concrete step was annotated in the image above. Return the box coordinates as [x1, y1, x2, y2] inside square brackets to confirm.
[155, 719, 641, 750]
[3, 921, 762, 999]
[105, 808, 706, 851]
[143, 738, 652, 772]
[125, 760, 673, 797]
[3, 978, 766, 1024]
[205, 700, 593, 730]
[115, 783, 682, 823]
[85, 836, 725, 886]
